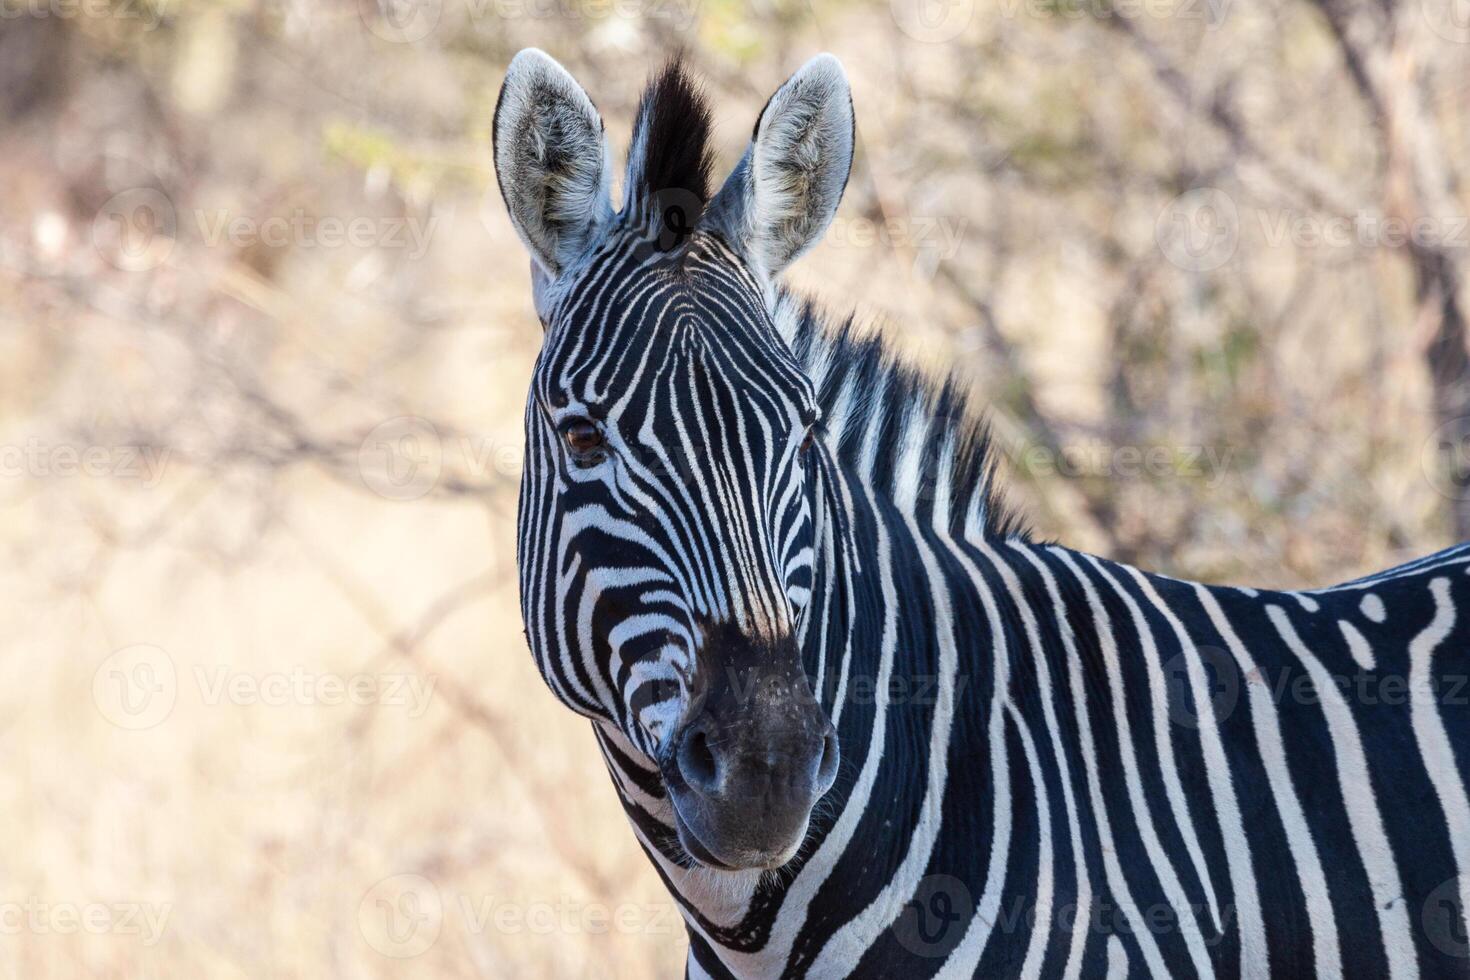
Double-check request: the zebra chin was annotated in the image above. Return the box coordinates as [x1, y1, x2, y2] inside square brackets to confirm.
[667, 797, 810, 872]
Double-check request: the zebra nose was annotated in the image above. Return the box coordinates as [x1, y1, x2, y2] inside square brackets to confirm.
[673, 714, 839, 803]
[675, 719, 724, 796]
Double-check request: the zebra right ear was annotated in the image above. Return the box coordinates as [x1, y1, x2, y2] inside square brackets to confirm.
[702, 54, 854, 278]
[493, 49, 615, 278]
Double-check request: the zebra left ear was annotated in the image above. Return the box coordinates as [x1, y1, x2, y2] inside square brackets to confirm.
[703, 54, 854, 278]
[493, 49, 614, 278]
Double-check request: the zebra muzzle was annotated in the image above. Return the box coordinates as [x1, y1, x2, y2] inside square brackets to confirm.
[663, 633, 840, 871]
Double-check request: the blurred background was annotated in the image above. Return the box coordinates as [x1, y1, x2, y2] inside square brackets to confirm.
[2, 0, 1469, 975]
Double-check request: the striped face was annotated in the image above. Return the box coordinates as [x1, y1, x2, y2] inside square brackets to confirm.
[495, 50, 854, 868]
[517, 230, 821, 756]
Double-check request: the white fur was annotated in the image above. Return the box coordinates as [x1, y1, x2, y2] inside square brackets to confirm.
[1338, 619, 1376, 670]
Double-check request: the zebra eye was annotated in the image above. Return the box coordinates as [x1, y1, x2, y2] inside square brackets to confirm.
[800, 426, 816, 455]
[561, 418, 605, 460]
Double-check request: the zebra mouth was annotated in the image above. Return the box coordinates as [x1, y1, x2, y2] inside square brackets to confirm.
[669, 808, 741, 871]
[667, 791, 806, 872]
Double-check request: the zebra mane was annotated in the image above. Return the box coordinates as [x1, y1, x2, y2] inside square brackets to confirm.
[780, 293, 1029, 541]
[623, 58, 715, 238]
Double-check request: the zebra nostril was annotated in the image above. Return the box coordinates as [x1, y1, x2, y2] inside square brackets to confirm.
[678, 726, 721, 795]
[815, 726, 840, 795]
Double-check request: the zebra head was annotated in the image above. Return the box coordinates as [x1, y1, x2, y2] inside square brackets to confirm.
[494, 50, 854, 870]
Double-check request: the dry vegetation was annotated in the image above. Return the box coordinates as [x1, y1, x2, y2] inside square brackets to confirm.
[1, 0, 1468, 975]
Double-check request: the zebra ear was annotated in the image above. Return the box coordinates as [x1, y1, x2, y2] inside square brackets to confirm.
[493, 49, 615, 277]
[703, 54, 854, 277]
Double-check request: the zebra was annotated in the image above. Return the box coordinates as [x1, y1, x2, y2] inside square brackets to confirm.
[492, 48, 1470, 979]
